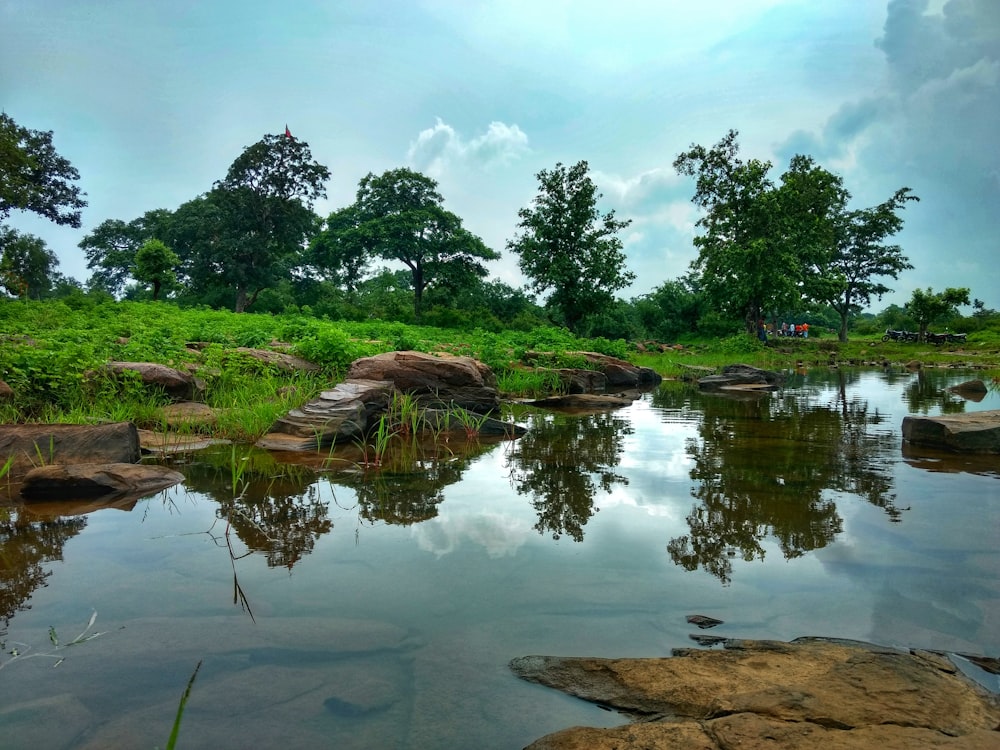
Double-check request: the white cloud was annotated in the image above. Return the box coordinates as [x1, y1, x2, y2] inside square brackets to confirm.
[407, 118, 529, 178]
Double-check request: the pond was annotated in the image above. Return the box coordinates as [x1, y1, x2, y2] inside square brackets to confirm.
[1, 368, 997, 749]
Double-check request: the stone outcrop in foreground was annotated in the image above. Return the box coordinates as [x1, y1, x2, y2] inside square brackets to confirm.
[511, 638, 1000, 749]
[902, 409, 1000, 454]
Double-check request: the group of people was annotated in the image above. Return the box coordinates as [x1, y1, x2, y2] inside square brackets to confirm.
[756, 320, 810, 342]
[777, 322, 809, 338]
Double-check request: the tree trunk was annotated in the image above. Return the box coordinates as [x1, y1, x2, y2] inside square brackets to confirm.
[235, 286, 248, 313]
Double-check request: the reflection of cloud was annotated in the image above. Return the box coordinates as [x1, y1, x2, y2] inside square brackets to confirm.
[407, 118, 529, 177]
[411, 511, 531, 558]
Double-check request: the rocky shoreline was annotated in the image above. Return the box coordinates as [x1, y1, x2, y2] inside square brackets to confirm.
[511, 637, 1000, 749]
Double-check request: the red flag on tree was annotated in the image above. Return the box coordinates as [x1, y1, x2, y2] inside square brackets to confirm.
[284, 125, 293, 139]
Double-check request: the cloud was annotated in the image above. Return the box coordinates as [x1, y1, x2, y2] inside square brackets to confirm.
[407, 118, 529, 178]
[776, 0, 1000, 306]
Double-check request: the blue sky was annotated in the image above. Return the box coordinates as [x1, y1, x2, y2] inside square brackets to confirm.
[2, 0, 997, 311]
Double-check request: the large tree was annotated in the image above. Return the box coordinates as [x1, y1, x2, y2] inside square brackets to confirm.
[673, 131, 779, 332]
[0, 227, 59, 299]
[815, 188, 918, 342]
[312, 168, 498, 319]
[507, 160, 633, 332]
[209, 132, 330, 312]
[0, 113, 86, 228]
[905, 287, 970, 340]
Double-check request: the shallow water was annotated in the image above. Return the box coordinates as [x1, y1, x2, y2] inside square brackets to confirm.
[1, 368, 997, 749]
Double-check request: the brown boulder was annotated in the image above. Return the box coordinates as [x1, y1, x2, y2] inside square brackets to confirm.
[103, 362, 201, 401]
[902, 409, 1000, 454]
[20, 463, 185, 499]
[512, 638, 1000, 749]
[0, 422, 140, 477]
[0, 380, 13, 400]
[346, 351, 500, 413]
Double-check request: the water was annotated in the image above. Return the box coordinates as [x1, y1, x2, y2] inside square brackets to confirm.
[0, 368, 997, 749]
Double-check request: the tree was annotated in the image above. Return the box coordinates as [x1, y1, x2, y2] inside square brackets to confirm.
[79, 209, 174, 294]
[904, 287, 970, 340]
[507, 160, 633, 332]
[313, 168, 498, 320]
[0, 113, 86, 227]
[133, 239, 179, 301]
[0, 227, 58, 299]
[673, 131, 780, 332]
[810, 188, 918, 342]
[209, 132, 330, 312]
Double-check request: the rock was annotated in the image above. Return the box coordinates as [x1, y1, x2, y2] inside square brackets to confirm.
[102, 362, 202, 401]
[949, 379, 989, 402]
[0, 380, 13, 400]
[137, 429, 230, 454]
[258, 379, 395, 451]
[511, 638, 1000, 749]
[157, 401, 219, 429]
[574, 352, 662, 388]
[20, 463, 185, 499]
[525, 393, 635, 411]
[549, 368, 609, 395]
[698, 363, 784, 391]
[346, 351, 500, 413]
[0, 422, 140, 477]
[902, 409, 1000, 454]
[232, 347, 321, 373]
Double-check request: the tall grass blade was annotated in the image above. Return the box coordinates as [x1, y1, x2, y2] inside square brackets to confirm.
[165, 659, 202, 750]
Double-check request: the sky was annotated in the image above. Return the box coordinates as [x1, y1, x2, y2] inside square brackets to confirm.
[2, 0, 998, 313]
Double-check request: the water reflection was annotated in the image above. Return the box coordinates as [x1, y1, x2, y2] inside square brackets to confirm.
[505, 411, 632, 542]
[903, 370, 970, 414]
[0, 510, 86, 628]
[654, 372, 905, 585]
[180, 451, 332, 570]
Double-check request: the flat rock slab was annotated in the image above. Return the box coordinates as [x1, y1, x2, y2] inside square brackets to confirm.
[902, 409, 1000, 454]
[698, 363, 784, 391]
[511, 638, 1000, 749]
[137, 429, 231, 454]
[20, 463, 185, 500]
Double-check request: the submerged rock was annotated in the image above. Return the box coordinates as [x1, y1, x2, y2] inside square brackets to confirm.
[698, 363, 784, 392]
[511, 637, 1000, 749]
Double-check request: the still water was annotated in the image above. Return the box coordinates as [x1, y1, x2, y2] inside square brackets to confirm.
[1, 368, 997, 749]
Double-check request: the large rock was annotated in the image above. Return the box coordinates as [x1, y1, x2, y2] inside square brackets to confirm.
[511, 638, 1000, 749]
[0, 422, 140, 477]
[103, 362, 202, 401]
[698, 363, 784, 391]
[346, 351, 500, 413]
[258, 379, 394, 451]
[232, 347, 321, 373]
[20, 463, 185, 499]
[902, 409, 1000, 454]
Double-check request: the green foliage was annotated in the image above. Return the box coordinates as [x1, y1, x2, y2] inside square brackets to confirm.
[0, 228, 59, 299]
[717, 333, 766, 355]
[314, 168, 499, 320]
[133, 238, 179, 301]
[0, 113, 86, 228]
[507, 160, 634, 332]
[293, 327, 367, 371]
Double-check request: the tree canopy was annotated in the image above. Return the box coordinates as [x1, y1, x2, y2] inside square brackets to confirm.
[311, 168, 498, 320]
[0, 113, 87, 228]
[0, 227, 58, 299]
[905, 287, 970, 339]
[507, 160, 633, 332]
[675, 130, 916, 339]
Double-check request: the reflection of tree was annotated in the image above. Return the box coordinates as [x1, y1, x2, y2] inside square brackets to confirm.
[506, 412, 631, 542]
[179, 450, 331, 570]
[657, 372, 903, 584]
[0, 511, 87, 628]
[902, 371, 967, 414]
